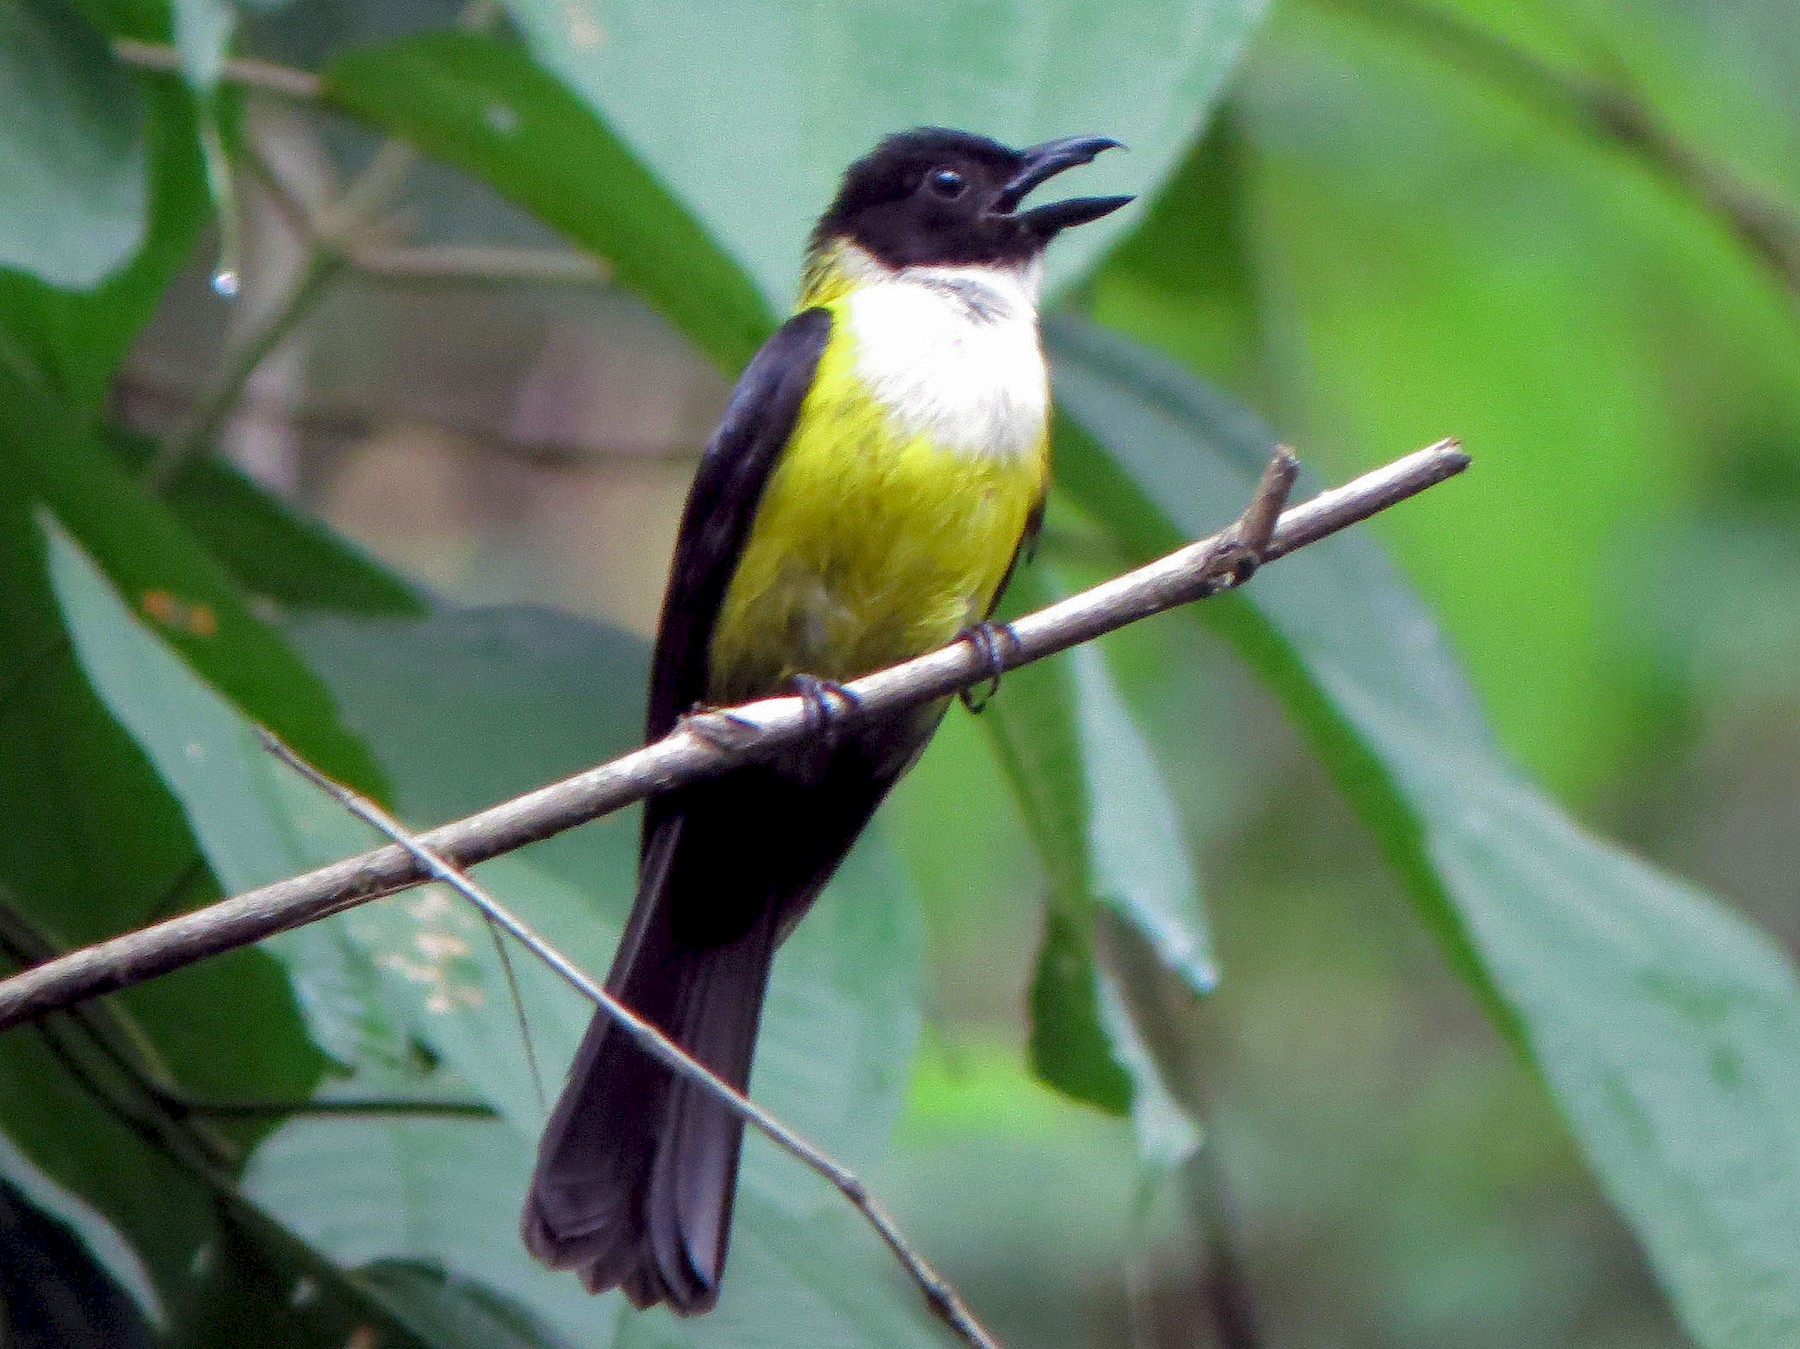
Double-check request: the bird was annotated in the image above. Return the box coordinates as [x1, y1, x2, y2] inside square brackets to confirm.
[521, 126, 1131, 1312]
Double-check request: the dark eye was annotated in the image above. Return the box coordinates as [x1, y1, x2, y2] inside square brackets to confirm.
[926, 167, 966, 199]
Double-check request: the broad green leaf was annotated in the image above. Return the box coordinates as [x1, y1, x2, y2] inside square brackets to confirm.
[247, 1115, 618, 1347]
[0, 0, 145, 290]
[980, 564, 1212, 1119]
[1048, 313, 1800, 1349]
[250, 1117, 951, 1349]
[0, 502, 329, 1345]
[361, 1259, 571, 1349]
[3, 374, 387, 794]
[0, 953, 435, 1344]
[323, 32, 775, 371]
[0, 418, 333, 1336]
[1026, 903, 1132, 1115]
[106, 425, 427, 618]
[0, 64, 206, 410]
[498, 0, 1270, 305]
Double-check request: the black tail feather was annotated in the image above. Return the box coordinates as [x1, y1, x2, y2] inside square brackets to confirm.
[520, 850, 777, 1312]
[522, 739, 929, 1310]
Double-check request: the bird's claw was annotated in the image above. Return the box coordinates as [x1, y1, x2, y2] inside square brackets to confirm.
[791, 673, 862, 777]
[956, 620, 1019, 714]
[681, 704, 760, 751]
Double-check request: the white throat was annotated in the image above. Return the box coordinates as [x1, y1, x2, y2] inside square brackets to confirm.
[838, 248, 1050, 458]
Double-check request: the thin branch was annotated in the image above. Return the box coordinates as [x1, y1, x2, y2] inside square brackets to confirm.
[261, 733, 998, 1349]
[1187, 1136, 1263, 1349]
[1312, 0, 1800, 305]
[119, 370, 701, 467]
[349, 243, 612, 287]
[169, 1094, 499, 1120]
[115, 38, 323, 101]
[0, 439, 1468, 1033]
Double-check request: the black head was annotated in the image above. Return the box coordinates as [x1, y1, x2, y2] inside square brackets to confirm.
[811, 127, 1131, 269]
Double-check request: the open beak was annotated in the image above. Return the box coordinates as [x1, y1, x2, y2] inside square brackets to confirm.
[995, 135, 1133, 234]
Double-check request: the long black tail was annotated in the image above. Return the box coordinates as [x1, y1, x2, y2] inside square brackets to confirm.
[520, 813, 779, 1311]
[520, 716, 938, 1311]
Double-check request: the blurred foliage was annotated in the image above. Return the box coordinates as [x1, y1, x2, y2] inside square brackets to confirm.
[2, 0, 1799, 1345]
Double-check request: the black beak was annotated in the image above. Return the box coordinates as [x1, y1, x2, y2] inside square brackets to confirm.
[994, 135, 1133, 234]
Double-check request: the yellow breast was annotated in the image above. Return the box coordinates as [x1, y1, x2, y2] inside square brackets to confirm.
[707, 282, 1049, 703]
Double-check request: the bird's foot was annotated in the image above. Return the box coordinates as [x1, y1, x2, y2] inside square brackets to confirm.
[680, 703, 761, 752]
[955, 620, 1019, 714]
[791, 674, 862, 778]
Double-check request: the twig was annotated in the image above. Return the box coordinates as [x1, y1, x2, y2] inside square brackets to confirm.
[168, 1094, 499, 1119]
[0, 439, 1468, 1031]
[115, 38, 323, 101]
[260, 733, 999, 1349]
[1188, 1144, 1262, 1349]
[1311, 0, 1800, 305]
[349, 243, 612, 287]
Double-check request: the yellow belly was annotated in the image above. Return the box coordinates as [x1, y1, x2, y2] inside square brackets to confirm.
[707, 328, 1048, 704]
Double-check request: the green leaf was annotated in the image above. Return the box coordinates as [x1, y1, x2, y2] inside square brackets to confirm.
[1026, 905, 1132, 1116]
[0, 23, 208, 411]
[0, 945, 438, 1344]
[498, 0, 1270, 306]
[361, 1258, 571, 1349]
[0, 397, 332, 1287]
[250, 1116, 952, 1349]
[0, 462, 333, 1341]
[3, 375, 387, 794]
[247, 1115, 616, 1347]
[323, 32, 776, 372]
[980, 565, 1212, 1118]
[106, 425, 427, 617]
[0, 0, 145, 290]
[1048, 313, 1800, 1349]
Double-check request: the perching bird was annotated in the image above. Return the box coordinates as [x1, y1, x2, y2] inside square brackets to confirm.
[521, 127, 1131, 1311]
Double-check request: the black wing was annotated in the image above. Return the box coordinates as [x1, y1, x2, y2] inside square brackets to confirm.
[645, 308, 833, 741]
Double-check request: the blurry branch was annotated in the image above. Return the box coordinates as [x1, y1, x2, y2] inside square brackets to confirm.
[1105, 917, 1262, 1349]
[136, 0, 519, 491]
[1314, 0, 1800, 307]
[263, 733, 999, 1349]
[0, 438, 1467, 1031]
[116, 38, 322, 100]
[351, 243, 611, 287]
[118, 371, 706, 468]
[242, 131, 612, 288]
